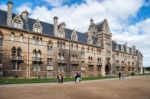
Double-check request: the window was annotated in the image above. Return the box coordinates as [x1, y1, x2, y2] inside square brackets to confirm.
[33, 19, 43, 33]
[33, 50, 37, 58]
[97, 65, 101, 71]
[58, 53, 64, 60]
[47, 58, 52, 66]
[57, 41, 65, 49]
[97, 49, 101, 54]
[76, 45, 78, 50]
[97, 58, 101, 63]
[88, 56, 93, 62]
[62, 42, 65, 49]
[37, 50, 41, 58]
[32, 63, 40, 71]
[36, 37, 39, 45]
[81, 47, 85, 55]
[39, 38, 42, 45]
[91, 48, 93, 53]
[71, 43, 73, 49]
[89, 65, 94, 71]
[0, 32, 3, 47]
[17, 48, 22, 57]
[12, 15, 23, 29]
[20, 34, 23, 42]
[87, 47, 90, 52]
[58, 65, 64, 72]
[32, 36, 36, 44]
[11, 33, 15, 41]
[11, 47, 16, 56]
[47, 40, 53, 52]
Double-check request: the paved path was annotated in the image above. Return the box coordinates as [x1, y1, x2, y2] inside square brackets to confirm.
[0, 76, 140, 87]
[0, 75, 150, 99]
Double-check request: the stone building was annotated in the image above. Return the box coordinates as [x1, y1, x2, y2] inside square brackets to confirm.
[0, 0, 143, 78]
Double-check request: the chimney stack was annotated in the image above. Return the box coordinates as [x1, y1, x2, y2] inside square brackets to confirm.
[53, 16, 58, 36]
[7, 0, 13, 26]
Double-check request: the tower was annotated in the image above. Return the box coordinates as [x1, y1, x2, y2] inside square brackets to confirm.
[7, 0, 13, 26]
[97, 19, 112, 76]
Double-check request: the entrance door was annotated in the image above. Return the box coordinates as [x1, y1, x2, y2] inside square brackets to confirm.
[105, 65, 110, 75]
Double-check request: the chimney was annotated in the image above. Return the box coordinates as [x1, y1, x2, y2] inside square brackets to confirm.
[53, 16, 58, 36]
[21, 10, 29, 21]
[7, 0, 13, 26]
[21, 10, 29, 30]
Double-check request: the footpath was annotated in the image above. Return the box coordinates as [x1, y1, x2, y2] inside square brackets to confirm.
[0, 75, 147, 88]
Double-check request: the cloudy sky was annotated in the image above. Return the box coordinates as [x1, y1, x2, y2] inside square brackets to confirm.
[0, 0, 150, 66]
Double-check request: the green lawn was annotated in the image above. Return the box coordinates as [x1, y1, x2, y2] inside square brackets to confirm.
[0, 76, 116, 85]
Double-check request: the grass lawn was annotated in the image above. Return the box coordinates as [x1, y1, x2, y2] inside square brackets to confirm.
[0, 76, 116, 85]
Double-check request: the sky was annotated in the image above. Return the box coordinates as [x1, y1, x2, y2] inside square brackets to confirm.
[0, 0, 150, 66]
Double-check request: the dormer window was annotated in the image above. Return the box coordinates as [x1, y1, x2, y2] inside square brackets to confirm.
[58, 22, 65, 38]
[12, 15, 23, 29]
[71, 30, 78, 41]
[33, 19, 43, 33]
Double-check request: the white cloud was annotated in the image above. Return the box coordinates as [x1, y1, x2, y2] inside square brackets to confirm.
[16, 3, 32, 14]
[113, 18, 150, 66]
[44, 0, 65, 6]
[29, 0, 144, 32]
[0, 3, 7, 11]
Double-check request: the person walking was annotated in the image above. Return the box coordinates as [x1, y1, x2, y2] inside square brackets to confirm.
[60, 74, 63, 83]
[57, 74, 62, 83]
[75, 73, 81, 83]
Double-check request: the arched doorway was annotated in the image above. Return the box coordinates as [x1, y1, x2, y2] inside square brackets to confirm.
[105, 58, 111, 75]
[105, 65, 110, 75]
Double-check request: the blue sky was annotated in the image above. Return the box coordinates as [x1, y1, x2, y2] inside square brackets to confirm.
[0, 0, 150, 66]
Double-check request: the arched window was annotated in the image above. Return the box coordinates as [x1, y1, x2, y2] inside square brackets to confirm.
[58, 53, 61, 59]
[71, 30, 78, 41]
[87, 47, 90, 52]
[11, 47, 16, 56]
[81, 46, 85, 55]
[97, 58, 101, 63]
[76, 45, 78, 50]
[10, 32, 15, 41]
[17, 47, 22, 57]
[47, 40, 53, 52]
[32, 36, 36, 44]
[37, 50, 41, 58]
[36, 37, 39, 45]
[12, 15, 23, 29]
[20, 34, 23, 42]
[61, 54, 64, 60]
[0, 31, 3, 47]
[33, 19, 43, 33]
[58, 22, 65, 38]
[39, 38, 42, 45]
[62, 42, 65, 49]
[33, 50, 37, 57]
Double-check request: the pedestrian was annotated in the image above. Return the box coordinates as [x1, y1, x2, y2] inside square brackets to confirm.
[75, 73, 81, 83]
[60, 74, 63, 83]
[57, 74, 61, 83]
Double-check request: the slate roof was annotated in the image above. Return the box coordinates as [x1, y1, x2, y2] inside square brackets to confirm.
[0, 10, 97, 45]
